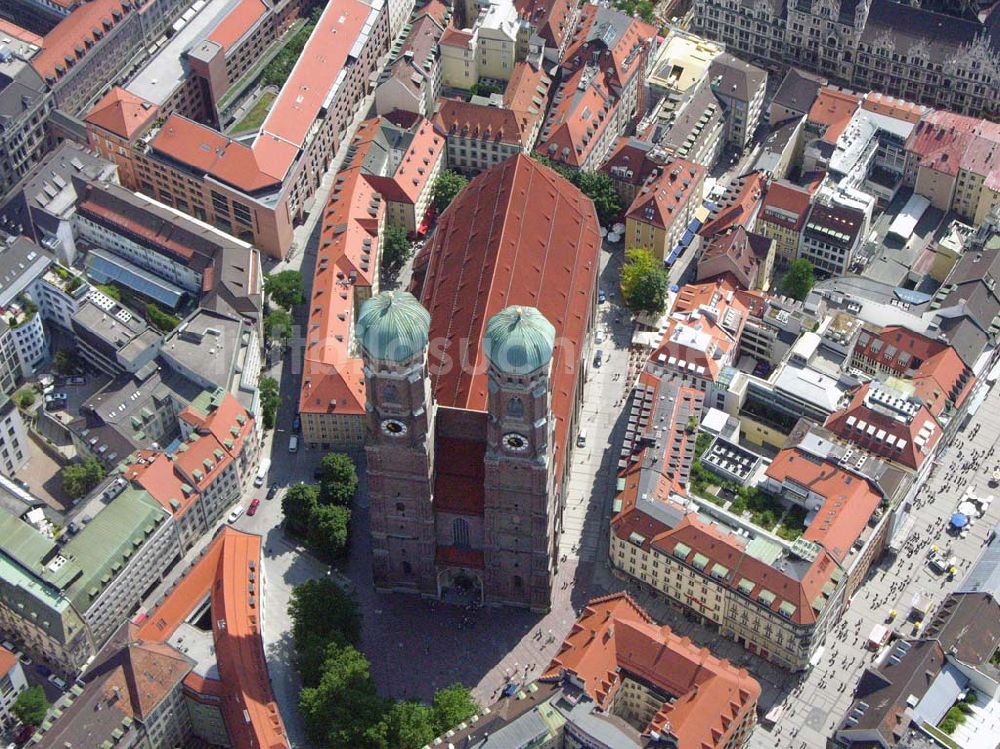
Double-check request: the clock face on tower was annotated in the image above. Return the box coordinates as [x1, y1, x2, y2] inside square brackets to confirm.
[502, 433, 529, 452]
[381, 418, 408, 437]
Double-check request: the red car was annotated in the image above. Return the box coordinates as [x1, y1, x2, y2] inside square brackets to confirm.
[247, 498, 261, 516]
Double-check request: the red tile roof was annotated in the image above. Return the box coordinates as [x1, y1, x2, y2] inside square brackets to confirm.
[766, 448, 882, 562]
[439, 24, 473, 47]
[364, 118, 443, 204]
[139, 529, 288, 749]
[599, 137, 660, 188]
[299, 141, 382, 418]
[649, 279, 747, 383]
[696, 226, 770, 291]
[825, 382, 941, 470]
[255, 0, 376, 178]
[126, 450, 200, 517]
[808, 87, 861, 145]
[149, 115, 283, 192]
[861, 92, 926, 123]
[150, 0, 379, 189]
[415, 0, 450, 25]
[84, 86, 158, 140]
[625, 157, 705, 230]
[535, 6, 654, 168]
[0, 647, 17, 678]
[434, 99, 527, 146]
[853, 326, 974, 413]
[514, 0, 574, 48]
[907, 110, 1000, 188]
[32, 0, 133, 84]
[0, 19, 43, 47]
[412, 154, 599, 481]
[207, 0, 267, 51]
[700, 171, 768, 239]
[757, 180, 814, 232]
[541, 593, 760, 748]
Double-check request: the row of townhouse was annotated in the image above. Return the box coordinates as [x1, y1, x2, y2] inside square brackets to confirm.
[0, 389, 258, 676]
[691, 0, 1000, 120]
[78, 0, 394, 257]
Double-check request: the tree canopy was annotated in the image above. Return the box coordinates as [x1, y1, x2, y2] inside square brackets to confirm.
[282, 482, 319, 537]
[620, 248, 668, 315]
[265, 308, 294, 343]
[61, 457, 106, 499]
[259, 376, 280, 430]
[571, 170, 623, 226]
[265, 270, 305, 310]
[284, 481, 351, 560]
[300, 642, 390, 749]
[307, 503, 351, 560]
[533, 158, 623, 225]
[779, 259, 816, 301]
[289, 578, 360, 685]
[146, 303, 180, 332]
[12, 686, 49, 726]
[318, 452, 358, 506]
[432, 171, 469, 213]
[380, 224, 412, 281]
[289, 580, 480, 749]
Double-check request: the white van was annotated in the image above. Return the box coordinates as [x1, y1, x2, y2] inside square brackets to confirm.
[577, 430, 587, 448]
[288, 435, 299, 453]
[227, 504, 245, 524]
[253, 458, 271, 488]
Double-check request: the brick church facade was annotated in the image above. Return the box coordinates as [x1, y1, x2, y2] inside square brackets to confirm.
[359, 155, 601, 611]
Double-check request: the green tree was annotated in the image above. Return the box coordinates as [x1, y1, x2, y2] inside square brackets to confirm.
[318, 452, 358, 506]
[146, 303, 180, 332]
[381, 224, 412, 281]
[289, 577, 360, 686]
[262, 16, 319, 88]
[61, 457, 106, 498]
[620, 248, 668, 315]
[779, 259, 815, 301]
[375, 700, 438, 749]
[265, 308, 294, 343]
[265, 270, 305, 310]
[432, 683, 479, 734]
[432, 171, 469, 213]
[12, 686, 48, 727]
[282, 482, 319, 537]
[95, 283, 121, 301]
[16, 388, 35, 409]
[300, 643, 389, 749]
[572, 170, 622, 225]
[259, 376, 280, 430]
[53, 349, 76, 375]
[307, 503, 351, 560]
[468, 81, 503, 98]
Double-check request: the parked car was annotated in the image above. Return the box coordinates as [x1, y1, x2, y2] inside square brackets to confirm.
[227, 504, 245, 524]
[593, 349, 604, 368]
[292, 415, 301, 433]
[47, 674, 66, 690]
[247, 498, 261, 517]
[266, 484, 278, 500]
[66, 376, 86, 386]
[288, 435, 298, 453]
[44, 392, 68, 410]
[598, 289, 607, 304]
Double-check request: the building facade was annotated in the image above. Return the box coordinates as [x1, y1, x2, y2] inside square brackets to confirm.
[363, 154, 599, 612]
